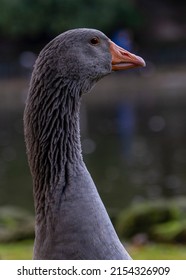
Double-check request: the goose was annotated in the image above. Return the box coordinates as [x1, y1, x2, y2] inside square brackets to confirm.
[24, 28, 145, 260]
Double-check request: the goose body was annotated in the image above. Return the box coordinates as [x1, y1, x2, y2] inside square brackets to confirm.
[24, 28, 145, 259]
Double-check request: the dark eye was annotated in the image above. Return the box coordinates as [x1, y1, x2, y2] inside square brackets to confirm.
[90, 37, 100, 45]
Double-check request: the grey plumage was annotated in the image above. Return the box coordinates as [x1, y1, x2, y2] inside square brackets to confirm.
[24, 28, 132, 259]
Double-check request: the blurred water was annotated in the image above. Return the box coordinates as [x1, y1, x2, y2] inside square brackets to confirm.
[0, 110, 33, 211]
[83, 100, 186, 215]
[1, 71, 186, 216]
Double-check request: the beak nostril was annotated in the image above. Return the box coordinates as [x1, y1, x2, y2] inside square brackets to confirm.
[121, 51, 130, 57]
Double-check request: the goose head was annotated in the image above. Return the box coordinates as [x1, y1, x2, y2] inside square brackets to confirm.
[35, 28, 145, 95]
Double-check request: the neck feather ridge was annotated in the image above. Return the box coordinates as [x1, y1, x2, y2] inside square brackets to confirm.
[24, 74, 83, 219]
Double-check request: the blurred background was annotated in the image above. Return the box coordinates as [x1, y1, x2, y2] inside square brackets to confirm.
[0, 0, 186, 259]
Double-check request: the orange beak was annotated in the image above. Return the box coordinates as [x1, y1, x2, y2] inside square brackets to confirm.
[109, 40, 146, 71]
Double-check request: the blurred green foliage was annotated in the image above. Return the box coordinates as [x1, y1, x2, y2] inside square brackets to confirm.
[152, 220, 186, 243]
[0, 0, 141, 38]
[0, 206, 34, 243]
[116, 200, 180, 238]
[116, 198, 186, 244]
